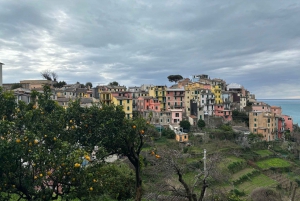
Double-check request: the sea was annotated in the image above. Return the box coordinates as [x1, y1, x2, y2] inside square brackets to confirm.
[257, 99, 300, 125]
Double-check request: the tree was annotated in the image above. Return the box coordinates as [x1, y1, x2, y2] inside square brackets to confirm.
[180, 120, 191, 132]
[85, 82, 93, 88]
[148, 149, 228, 201]
[11, 83, 23, 90]
[53, 81, 67, 88]
[0, 86, 87, 200]
[65, 101, 153, 201]
[250, 187, 282, 201]
[162, 128, 176, 139]
[197, 119, 206, 130]
[108, 81, 119, 86]
[41, 70, 58, 81]
[167, 75, 183, 83]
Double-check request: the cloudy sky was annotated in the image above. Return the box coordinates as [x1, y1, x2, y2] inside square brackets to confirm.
[1, 0, 300, 99]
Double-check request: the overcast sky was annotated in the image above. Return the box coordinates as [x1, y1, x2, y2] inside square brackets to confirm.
[1, 0, 300, 99]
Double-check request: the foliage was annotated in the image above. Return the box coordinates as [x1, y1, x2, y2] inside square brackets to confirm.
[167, 75, 183, 83]
[10, 83, 23, 90]
[232, 110, 249, 126]
[232, 170, 260, 185]
[53, 81, 67, 88]
[227, 161, 247, 174]
[85, 82, 93, 88]
[247, 133, 263, 144]
[109, 81, 119, 86]
[180, 120, 191, 131]
[0, 86, 86, 200]
[162, 128, 175, 139]
[197, 119, 205, 129]
[256, 158, 291, 170]
[219, 124, 233, 131]
[0, 86, 139, 200]
[41, 70, 58, 81]
[250, 187, 282, 201]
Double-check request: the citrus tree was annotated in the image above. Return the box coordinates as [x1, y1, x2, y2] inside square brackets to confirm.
[66, 100, 152, 201]
[0, 86, 92, 200]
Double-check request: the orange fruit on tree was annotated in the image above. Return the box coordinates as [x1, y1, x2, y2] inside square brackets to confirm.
[34, 139, 39, 144]
[39, 173, 43, 177]
[47, 171, 52, 176]
[34, 176, 38, 180]
[89, 187, 93, 191]
[140, 130, 144, 134]
[155, 154, 161, 159]
[85, 155, 90, 161]
[132, 125, 136, 129]
[16, 139, 21, 143]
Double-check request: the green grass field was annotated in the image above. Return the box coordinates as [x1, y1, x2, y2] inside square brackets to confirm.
[232, 168, 257, 181]
[254, 150, 273, 157]
[236, 174, 278, 193]
[256, 158, 291, 170]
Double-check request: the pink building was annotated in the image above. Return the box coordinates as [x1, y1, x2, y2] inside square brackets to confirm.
[252, 102, 271, 112]
[283, 115, 293, 133]
[270, 106, 282, 115]
[170, 109, 183, 124]
[214, 104, 232, 121]
[137, 96, 160, 112]
[166, 88, 185, 110]
[111, 91, 132, 99]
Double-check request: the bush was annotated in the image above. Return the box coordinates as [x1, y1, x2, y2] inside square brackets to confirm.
[162, 128, 176, 139]
[180, 120, 191, 131]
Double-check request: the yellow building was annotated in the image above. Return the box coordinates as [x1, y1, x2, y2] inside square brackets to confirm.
[148, 85, 167, 111]
[249, 111, 277, 141]
[211, 85, 222, 104]
[175, 133, 189, 142]
[112, 96, 132, 119]
[100, 91, 113, 105]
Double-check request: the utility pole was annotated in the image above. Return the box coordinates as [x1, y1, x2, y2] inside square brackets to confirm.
[203, 149, 207, 177]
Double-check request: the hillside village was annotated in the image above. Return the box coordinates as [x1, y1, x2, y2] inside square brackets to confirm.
[1, 72, 295, 142]
[2, 65, 300, 200]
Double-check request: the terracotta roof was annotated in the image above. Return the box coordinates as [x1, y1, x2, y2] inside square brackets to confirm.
[190, 115, 197, 119]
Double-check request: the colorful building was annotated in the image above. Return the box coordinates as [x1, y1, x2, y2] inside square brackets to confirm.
[148, 85, 167, 111]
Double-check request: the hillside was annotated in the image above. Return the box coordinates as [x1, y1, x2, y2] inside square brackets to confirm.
[138, 130, 300, 201]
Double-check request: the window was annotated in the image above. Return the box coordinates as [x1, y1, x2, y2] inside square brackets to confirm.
[175, 113, 179, 117]
[254, 124, 257, 127]
[168, 97, 170, 100]
[160, 119, 163, 122]
[127, 106, 130, 111]
[127, 114, 130, 119]
[254, 118, 256, 122]
[167, 119, 169, 122]
[119, 100, 122, 105]
[127, 99, 130, 104]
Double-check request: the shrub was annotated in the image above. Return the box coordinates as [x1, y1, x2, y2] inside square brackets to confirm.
[162, 128, 176, 139]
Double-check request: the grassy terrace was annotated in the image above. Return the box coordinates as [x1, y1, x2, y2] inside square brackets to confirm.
[236, 174, 278, 194]
[232, 168, 257, 181]
[254, 150, 273, 157]
[256, 158, 291, 170]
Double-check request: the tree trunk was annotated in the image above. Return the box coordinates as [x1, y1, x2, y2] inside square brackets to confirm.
[135, 161, 142, 201]
[198, 179, 208, 201]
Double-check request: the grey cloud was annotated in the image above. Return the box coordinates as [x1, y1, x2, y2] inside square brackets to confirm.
[1, 0, 300, 98]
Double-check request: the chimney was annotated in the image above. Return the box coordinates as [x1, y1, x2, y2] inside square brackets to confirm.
[0, 62, 4, 87]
